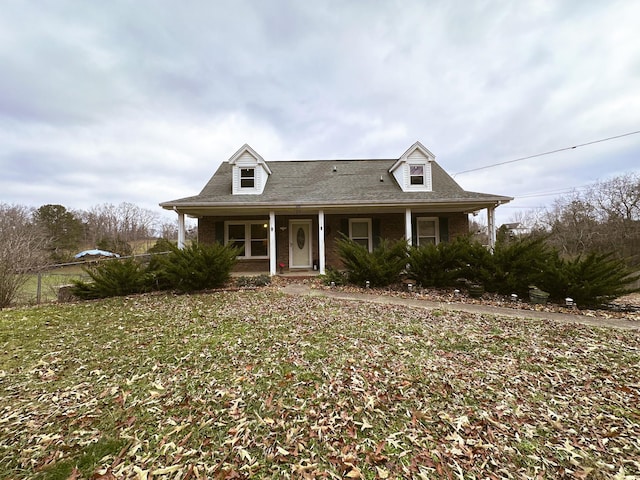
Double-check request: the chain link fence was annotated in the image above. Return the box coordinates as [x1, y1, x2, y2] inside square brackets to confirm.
[15, 253, 167, 305]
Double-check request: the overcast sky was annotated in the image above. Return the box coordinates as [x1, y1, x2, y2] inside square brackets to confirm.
[2, 0, 639, 226]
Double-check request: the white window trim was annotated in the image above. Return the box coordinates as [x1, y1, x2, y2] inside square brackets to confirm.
[240, 167, 256, 189]
[233, 165, 264, 195]
[349, 218, 373, 252]
[224, 221, 269, 259]
[409, 164, 425, 185]
[417, 217, 440, 246]
[404, 162, 432, 192]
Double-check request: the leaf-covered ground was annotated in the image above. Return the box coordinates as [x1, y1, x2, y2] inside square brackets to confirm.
[1, 290, 639, 479]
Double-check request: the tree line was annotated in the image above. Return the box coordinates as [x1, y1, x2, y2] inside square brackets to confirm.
[0, 201, 195, 308]
[511, 172, 640, 267]
[0, 202, 189, 263]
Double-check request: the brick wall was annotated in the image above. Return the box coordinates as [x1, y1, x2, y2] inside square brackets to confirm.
[447, 213, 469, 239]
[198, 211, 468, 272]
[198, 217, 216, 244]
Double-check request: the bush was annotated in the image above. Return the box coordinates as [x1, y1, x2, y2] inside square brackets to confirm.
[71, 258, 152, 299]
[547, 252, 640, 307]
[482, 236, 558, 296]
[407, 236, 490, 288]
[337, 236, 408, 287]
[147, 238, 175, 254]
[319, 267, 348, 286]
[70, 243, 240, 299]
[153, 242, 239, 293]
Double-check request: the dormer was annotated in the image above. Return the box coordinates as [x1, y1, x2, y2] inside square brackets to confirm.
[228, 144, 272, 195]
[389, 141, 435, 192]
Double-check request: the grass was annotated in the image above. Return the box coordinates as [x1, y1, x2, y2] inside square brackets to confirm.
[1, 290, 639, 478]
[16, 265, 89, 305]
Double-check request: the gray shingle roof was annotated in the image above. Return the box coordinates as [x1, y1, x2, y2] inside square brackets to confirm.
[160, 158, 512, 210]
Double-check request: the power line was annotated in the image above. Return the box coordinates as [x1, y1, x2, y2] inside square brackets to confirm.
[500, 205, 546, 209]
[515, 186, 589, 199]
[453, 130, 640, 176]
[516, 191, 574, 199]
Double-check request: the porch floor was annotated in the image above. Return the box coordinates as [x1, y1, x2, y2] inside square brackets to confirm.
[231, 270, 321, 278]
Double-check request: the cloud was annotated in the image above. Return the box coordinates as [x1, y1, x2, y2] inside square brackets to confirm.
[1, 0, 639, 228]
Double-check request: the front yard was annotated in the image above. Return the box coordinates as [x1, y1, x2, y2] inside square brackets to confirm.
[1, 290, 639, 478]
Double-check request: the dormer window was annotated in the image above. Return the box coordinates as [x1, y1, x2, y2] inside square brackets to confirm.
[240, 168, 255, 188]
[410, 165, 425, 185]
[389, 141, 435, 192]
[228, 144, 272, 195]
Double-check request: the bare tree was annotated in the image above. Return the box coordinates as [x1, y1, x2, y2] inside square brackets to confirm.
[159, 220, 178, 240]
[507, 209, 546, 234]
[541, 193, 600, 256]
[523, 172, 640, 264]
[588, 173, 640, 222]
[80, 202, 160, 251]
[0, 204, 47, 308]
[587, 173, 640, 260]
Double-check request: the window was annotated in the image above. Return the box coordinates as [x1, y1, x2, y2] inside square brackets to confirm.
[240, 168, 255, 188]
[250, 223, 268, 257]
[410, 165, 424, 185]
[349, 218, 372, 251]
[227, 223, 246, 256]
[226, 221, 268, 258]
[417, 217, 439, 245]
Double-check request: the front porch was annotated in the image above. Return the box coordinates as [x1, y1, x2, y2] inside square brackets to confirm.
[178, 205, 502, 276]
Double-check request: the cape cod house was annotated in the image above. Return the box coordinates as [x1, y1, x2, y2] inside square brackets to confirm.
[160, 141, 512, 275]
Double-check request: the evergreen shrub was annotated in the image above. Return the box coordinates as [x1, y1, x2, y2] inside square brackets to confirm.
[153, 242, 239, 293]
[337, 236, 408, 287]
[319, 267, 348, 286]
[483, 236, 557, 296]
[71, 258, 152, 299]
[547, 252, 640, 307]
[147, 238, 175, 254]
[407, 236, 489, 287]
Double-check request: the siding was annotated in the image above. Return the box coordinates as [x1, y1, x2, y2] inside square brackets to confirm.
[232, 151, 268, 195]
[391, 149, 433, 192]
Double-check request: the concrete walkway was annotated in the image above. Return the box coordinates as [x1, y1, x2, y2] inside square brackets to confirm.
[280, 283, 640, 331]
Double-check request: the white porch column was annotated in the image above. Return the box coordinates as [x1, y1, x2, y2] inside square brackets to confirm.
[318, 210, 326, 275]
[487, 206, 496, 251]
[177, 211, 185, 249]
[405, 208, 413, 246]
[269, 211, 276, 276]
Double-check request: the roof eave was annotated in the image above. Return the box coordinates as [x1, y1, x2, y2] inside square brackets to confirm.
[160, 196, 512, 214]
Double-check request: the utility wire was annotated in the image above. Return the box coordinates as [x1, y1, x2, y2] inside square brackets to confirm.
[453, 130, 640, 176]
[515, 185, 589, 199]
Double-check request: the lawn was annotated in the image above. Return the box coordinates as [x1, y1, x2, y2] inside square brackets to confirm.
[1, 290, 639, 479]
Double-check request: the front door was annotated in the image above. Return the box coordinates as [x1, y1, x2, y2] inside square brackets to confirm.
[289, 220, 312, 269]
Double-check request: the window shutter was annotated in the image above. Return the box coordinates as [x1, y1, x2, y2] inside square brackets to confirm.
[340, 218, 349, 238]
[439, 217, 449, 243]
[372, 218, 381, 249]
[411, 217, 417, 247]
[215, 221, 225, 244]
